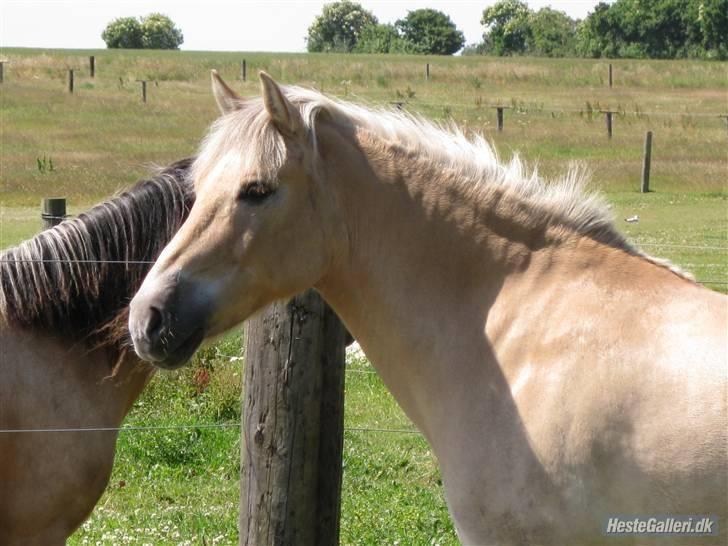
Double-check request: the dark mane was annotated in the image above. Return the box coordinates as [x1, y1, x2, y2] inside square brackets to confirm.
[0, 159, 194, 360]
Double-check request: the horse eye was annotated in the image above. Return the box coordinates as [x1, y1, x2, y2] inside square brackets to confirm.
[238, 182, 273, 203]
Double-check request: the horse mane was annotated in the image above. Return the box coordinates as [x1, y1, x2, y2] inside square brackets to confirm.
[0, 159, 195, 362]
[198, 86, 691, 280]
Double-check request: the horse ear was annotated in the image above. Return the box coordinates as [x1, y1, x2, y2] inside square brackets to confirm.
[259, 71, 304, 139]
[211, 70, 242, 115]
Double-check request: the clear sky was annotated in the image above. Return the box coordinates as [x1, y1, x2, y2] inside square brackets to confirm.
[1, 1, 604, 52]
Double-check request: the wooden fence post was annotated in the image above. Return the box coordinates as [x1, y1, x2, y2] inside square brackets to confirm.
[601, 110, 616, 138]
[425, 63, 430, 80]
[241, 59, 247, 82]
[608, 63, 613, 88]
[136, 80, 147, 103]
[0, 62, 4, 83]
[492, 106, 509, 132]
[89, 55, 95, 78]
[240, 289, 347, 546]
[641, 131, 652, 193]
[68, 69, 74, 93]
[41, 198, 66, 229]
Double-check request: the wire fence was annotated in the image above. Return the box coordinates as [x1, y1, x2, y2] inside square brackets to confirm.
[0, 236, 725, 436]
[371, 97, 727, 119]
[0, 422, 421, 435]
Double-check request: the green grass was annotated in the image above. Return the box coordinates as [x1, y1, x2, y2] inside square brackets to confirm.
[1, 49, 726, 544]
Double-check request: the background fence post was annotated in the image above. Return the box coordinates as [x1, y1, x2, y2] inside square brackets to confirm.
[89, 55, 95, 78]
[492, 106, 509, 132]
[602, 110, 616, 138]
[641, 131, 653, 193]
[68, 69, 74, 93]
[41, 197, 66, 229]
[240, 289, 347, 546]
[0, 61, 4, 83]
[608, 63, 613, 88]
[241, 59, 247, 82]
[425, 63, 429, 80]
[136, 80, 147, 103]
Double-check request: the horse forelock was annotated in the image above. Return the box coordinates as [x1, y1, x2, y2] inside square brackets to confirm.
[0, 159, 195, 364]
[194, 85, 692, 281]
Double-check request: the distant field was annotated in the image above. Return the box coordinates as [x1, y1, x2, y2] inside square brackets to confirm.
[0, 49, 726, 544]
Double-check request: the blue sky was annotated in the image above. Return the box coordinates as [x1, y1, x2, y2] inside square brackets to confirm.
[1, 1, 605, 52]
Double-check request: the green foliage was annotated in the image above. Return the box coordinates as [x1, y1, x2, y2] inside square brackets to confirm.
[576, 0, 728, 59]
[102, 13, 183, 50]
[395, 8, 465, 55]
[307, 1, 378, 52]
[480, 0, 531, 55]
[354, 23, 416, 54]
[697, 0, 728, 57]
[36, 155, 54, 174]
[101, 17, 143, 49]
[476, 0, 726, 59]
[141, 13, 184, 50]
[527, 8, 577, 57]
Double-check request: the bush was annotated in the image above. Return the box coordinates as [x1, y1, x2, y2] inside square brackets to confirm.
[101, 17, 143, 49]
[141, 13, 184, 50]
[395, 9, 465, 55]
[102, 13, 183, 50]
[307, 1, 378, 53]
[354, 23, 417, 54]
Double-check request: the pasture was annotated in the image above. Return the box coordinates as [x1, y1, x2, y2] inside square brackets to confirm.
[1, 48, 726, 544]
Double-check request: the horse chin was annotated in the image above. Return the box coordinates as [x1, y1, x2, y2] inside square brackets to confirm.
[154, 328, 206, 370]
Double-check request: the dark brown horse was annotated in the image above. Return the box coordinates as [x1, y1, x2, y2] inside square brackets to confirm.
[0, 159, 193, 545]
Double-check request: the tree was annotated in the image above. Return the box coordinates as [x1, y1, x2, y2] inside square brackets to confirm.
[395, 9, 465, 55]
[141, 13, 184, 50]
[354, 23, 416, 54]
[527, 8, 576, 57]
[576, 0, 726, 59]
[101, 17, 143, 49]
[307, 1, 378, 52]
[480, 0, 531, 55]
[102, 13, 183, 50]
[692, 0, 727, 58]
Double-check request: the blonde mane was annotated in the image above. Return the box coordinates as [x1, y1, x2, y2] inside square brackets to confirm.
[194, 85, 692, 280]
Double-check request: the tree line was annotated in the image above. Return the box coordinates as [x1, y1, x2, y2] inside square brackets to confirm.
[470, 0, 727, 59]
[306, 0, 727, 59]
[100, 1, 727, 60]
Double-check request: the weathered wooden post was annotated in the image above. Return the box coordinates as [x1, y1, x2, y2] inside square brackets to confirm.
[89, 55, 95, 78]
[136, 80, 147, 103]
[240, 289, 347, 546]
[241, 59, 247, 82]
[608, 63, 613, 88]
[68, 69, 74, 93]
[41, 198, 66, 229]
[492, 106, 509, 132]
[641, 131, 653, 193]
[601, 110, 617, 138]
[720, 114, 728, 137]
[0, 61, 4, 83]
[425, 63, 430, 80]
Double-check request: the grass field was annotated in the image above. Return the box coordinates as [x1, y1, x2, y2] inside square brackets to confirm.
[0, 48, 726, 544]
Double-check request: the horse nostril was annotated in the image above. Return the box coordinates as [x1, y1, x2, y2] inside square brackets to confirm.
[144, 306, 165, 340]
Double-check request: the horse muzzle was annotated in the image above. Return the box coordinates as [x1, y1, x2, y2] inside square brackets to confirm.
[129, 273, 210, 369]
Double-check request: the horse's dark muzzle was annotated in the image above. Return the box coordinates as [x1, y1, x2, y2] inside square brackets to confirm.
[129, 274, 208, 369]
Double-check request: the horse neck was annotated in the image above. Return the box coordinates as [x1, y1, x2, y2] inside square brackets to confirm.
[315, 127, 574, 429]
[1, 324, 154, 427]
[318, 125, 559, 317]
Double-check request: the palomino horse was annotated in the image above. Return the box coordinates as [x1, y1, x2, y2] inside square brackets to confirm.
[129, 73, 727, 545]
[0, 159, 193, 545]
